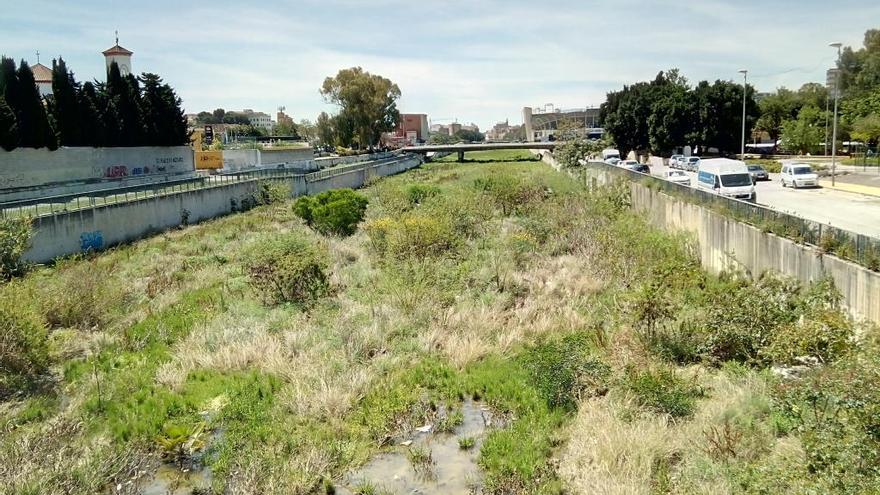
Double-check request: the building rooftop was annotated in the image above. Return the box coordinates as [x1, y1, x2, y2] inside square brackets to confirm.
[30, 63, 52, 82]
[102, 44, 133, 56]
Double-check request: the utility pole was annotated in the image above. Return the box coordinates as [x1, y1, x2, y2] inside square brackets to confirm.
[830, 42, 842, 186]
[738, 69, 748, 159]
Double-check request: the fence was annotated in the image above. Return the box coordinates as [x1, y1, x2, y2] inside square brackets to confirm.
[0, 154, 409, 221]
[579, 161, 880, 271]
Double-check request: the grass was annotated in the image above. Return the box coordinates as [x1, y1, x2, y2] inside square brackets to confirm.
[0, 150, 874, 494]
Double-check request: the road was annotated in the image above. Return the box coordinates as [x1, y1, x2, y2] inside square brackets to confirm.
[649, 162, 880, 238]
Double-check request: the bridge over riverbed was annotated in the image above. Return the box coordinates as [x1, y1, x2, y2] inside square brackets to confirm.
[400, 142, 557, 161]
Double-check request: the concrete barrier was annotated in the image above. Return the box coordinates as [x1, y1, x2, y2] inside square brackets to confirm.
[221, 149, 261, 170]
[0, 146, 195, 203]
[574, 158, 880, 324]
[23, 155, 422, 263]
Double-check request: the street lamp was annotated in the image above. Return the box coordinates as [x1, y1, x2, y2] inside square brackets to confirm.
[829, 42, 842, 186]
[738, 69, 748, 159]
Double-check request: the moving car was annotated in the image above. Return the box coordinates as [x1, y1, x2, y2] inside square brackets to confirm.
[605, 157, 620, 166]
[669, 154, 683, 168]
[664, 169, 691, 186]
[631, 163, 650, 174]
[619, 160, 641, 170]
[602, 148, 621, 161]
[747, 164, 770, 181]
[684, 156, 701, 172]
[696, 158, 756, 202]
[780, 163, 819, 188]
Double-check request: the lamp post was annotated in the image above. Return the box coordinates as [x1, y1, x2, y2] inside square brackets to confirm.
[738, 69, 748, 159]
[830, 42, 842, 186]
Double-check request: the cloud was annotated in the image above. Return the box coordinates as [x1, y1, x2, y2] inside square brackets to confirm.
[2, 0, 878, 128]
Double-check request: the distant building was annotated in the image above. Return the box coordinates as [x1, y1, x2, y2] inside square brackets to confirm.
[277, 108, 294, 128]
[522, 105, 602, 142]
[241, 109, 274, 131]
[30, 62, 52, 98]
[486, 119, 523, 141]
[384, 113, 429, 146]
[103, 35, 133, 76]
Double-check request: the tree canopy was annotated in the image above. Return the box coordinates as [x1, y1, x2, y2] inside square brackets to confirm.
[320, 67, 400, 149]
[0, 57, 189, 151]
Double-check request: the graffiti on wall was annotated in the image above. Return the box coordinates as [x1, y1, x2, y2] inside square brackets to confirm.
[104, 165, 128, 178]
[80, 230, 104, 251]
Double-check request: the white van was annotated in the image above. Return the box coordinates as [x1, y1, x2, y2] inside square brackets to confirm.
[602, 148, 621, 161]
[697, 158, 756, 202]
[780, 163, 819, 188]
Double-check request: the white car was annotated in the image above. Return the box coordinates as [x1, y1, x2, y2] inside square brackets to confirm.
[669, 154, 684, 168]
[684, 156, 701, 172]
[664, 169, 691, 186]
[619, 160, 640, 170]
[605, 157, 621, 166]
[781, 163, 819, 188]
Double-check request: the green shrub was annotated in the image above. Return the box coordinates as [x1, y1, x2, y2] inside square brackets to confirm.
[293, 189, 368, 236]
[243, 234, 330, 306]
[0, 287, 50, 397]
[622, 366, 703, 418]
[0, 217, 32, 280]
[520, 332, 610, 410]
[365, 214, 460, 260]
[405, 184, 441, 205]
[473, 175, 547, 216]
[258, 181, 290, 205]
[42, 258, 127, 330]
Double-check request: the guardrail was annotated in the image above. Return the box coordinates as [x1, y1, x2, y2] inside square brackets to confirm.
[582, 161, 880, 271]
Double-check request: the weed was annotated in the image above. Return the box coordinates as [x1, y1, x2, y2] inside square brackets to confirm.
[0, 287, 50, 398]
[435, 408, 464, 433]
[0, 217, 31, 280]
[622, 366, 703, 418]
[458, 436, 476, 450]
[243, 233, 330, 306]
[406, 445, 435, 475]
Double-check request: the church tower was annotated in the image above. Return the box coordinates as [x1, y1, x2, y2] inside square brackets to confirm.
[102, 32, 133, 76]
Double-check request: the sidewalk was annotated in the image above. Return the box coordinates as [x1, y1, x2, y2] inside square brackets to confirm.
[820, 179, 880, 198]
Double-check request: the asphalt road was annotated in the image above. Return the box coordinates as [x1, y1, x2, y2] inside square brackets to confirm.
[649, 163, 880, 238]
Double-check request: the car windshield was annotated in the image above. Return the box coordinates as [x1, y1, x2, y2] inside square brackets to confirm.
[793, 166, 813, 175]
[720, 173, 753, 187]
[688, 158, 700, 163]
[747, 165, 763, 171]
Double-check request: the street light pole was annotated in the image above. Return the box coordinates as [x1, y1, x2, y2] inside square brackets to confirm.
[830, 42, 842, 187]
[738, 69, 748, 159]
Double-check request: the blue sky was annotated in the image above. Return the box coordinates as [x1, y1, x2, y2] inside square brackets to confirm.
[2, 0, 878, 130]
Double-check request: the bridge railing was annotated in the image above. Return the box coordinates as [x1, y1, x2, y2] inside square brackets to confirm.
[580, 160, 880, 271]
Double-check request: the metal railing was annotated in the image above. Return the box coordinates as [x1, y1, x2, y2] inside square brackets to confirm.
[2, 154, 414, 220]
[582, 161, 880, 271]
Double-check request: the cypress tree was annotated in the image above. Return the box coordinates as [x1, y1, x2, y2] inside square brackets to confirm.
[0, 57, 22, 150]
[106, 63, 144, 146]
[78, 81, 106, 147]
[0, 96, 19, 151]
[140, 73, 190, 146]
[96, 81, 120, 146]
[15, 60, 57, 149]
[51, 57, 82, 146]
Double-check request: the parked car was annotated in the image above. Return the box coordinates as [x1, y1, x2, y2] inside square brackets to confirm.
[619, 160, 640, 170]
[632, 163, 650, 174]
[605, 157, 621, 166]
[780, 163, 819, 188]
[684, 156, 701, 172]
[747, 164, 770, 181]
[669, 154, 683, 168]
[664, 169, 691, 186]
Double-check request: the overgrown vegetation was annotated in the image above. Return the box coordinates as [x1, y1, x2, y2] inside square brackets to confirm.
[0, 149, 874, 495]
[293, 188, 368, 236]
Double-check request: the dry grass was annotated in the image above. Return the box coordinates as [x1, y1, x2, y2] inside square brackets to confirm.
[559, 369, 778, 495]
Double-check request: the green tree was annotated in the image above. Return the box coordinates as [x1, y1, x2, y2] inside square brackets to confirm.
[14, 60, 56, 149]
[454, 128, 484, 142]
[78, 81, 107, 147]
[320, 67, 401, 149]
[755, 88, 800, 143]
[106, 62, 144, 146]
[274, 120, 298, 137]
[0, 96, 19, 151]
[781, 105, 825, 154]
[648, 78, 693, 153]
[297, 118, 316, 143]
[51, 57, 83, 146]
[851, 114, 880, 146]
[315, 111, 335, 146]
[428, 132, 456, 144]
[139, 73, 190, 146]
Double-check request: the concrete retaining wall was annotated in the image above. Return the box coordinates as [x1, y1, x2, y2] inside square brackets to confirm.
[222, 149, 261, 170]
[260, 148, 315, 167]
[573, 158, 880, 324]
[0, 146, 195, 203]
[23, 155, 423, 263]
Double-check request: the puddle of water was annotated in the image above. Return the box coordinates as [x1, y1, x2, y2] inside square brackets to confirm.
[338, 399, 491, 495]
[139, 463, 212, 495]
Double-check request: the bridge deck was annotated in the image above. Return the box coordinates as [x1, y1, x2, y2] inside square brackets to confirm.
[400, 142, 556, 153]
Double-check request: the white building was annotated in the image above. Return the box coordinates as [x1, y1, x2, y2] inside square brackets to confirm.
[103, 35, 133, 76]
[30, 62, 53, 98]
[241, 109, 275, 131]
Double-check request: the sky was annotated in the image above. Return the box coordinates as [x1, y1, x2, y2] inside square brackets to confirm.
[2, 0, 878, 131]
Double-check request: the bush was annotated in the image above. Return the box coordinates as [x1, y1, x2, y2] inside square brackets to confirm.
[243, 234, 330, 306]
[293, 189, 368, 236]
[622, 366, 703, 418]
[42, 258, 126, 330]
[473, 175, 547, 216]
[0, 288, 50, 397]
[0, 217, 32, 280]
[520, 332, 610, 410]
[405, 184, 441, 205]
[365, 214, 460, 261]
[258, 181, 290, 205]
